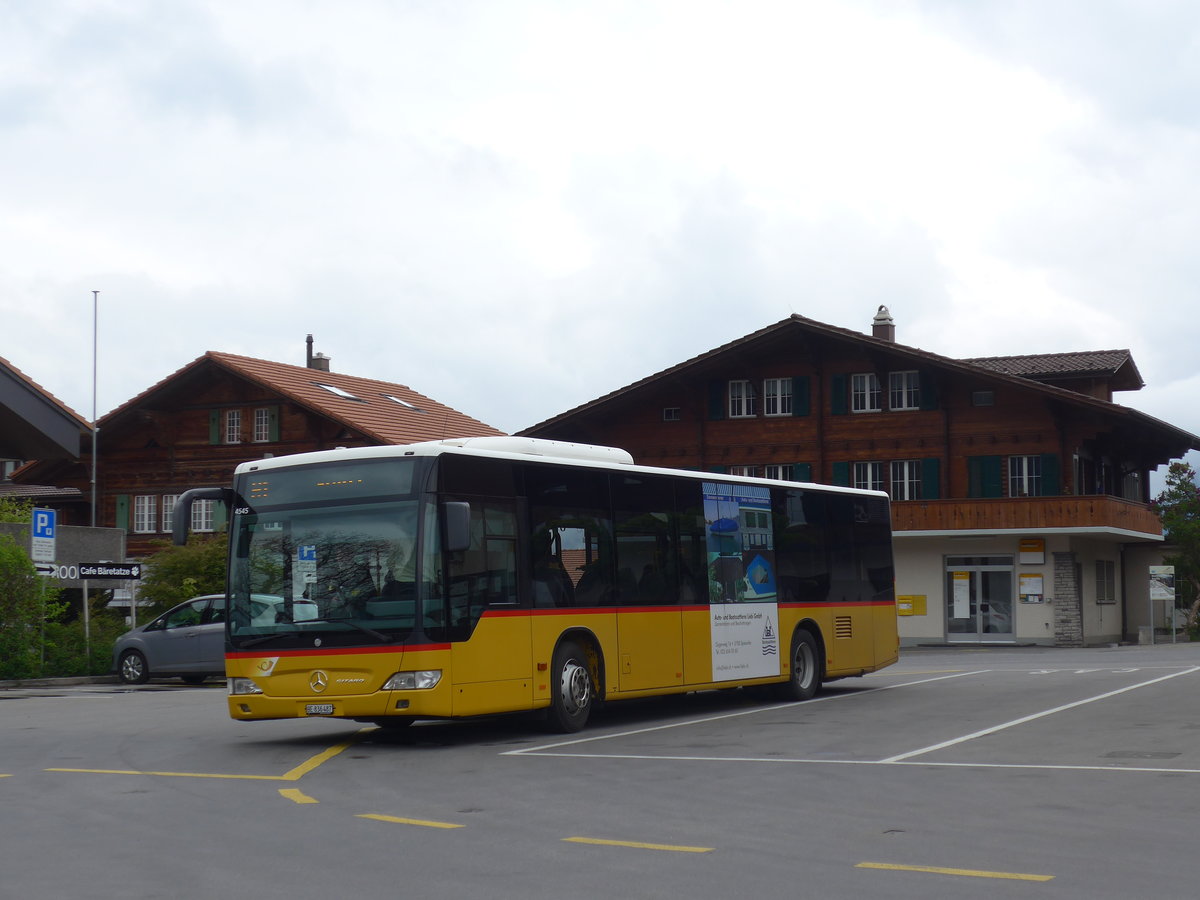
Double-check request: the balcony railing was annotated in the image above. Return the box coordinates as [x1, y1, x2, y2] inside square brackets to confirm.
[891, 495, 1163, 537]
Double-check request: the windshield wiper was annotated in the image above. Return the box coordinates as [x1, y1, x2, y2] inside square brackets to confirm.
[238, 630, 302, 649]
[302, 617, 392, 643]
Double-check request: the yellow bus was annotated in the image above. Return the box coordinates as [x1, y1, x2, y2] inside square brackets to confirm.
[173, 436, 897, 732]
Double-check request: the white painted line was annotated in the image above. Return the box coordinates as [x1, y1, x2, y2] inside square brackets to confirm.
[505, 670, 989, 757]
[880, 665, 1200, 763]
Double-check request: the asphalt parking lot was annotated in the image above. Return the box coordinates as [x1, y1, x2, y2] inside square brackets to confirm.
[3, 643, 1199, 899]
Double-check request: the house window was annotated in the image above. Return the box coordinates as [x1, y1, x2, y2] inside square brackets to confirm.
[972, 390, 995, 407]
[763, 378, 792, 416]
[729, 465, 759, 478]
[224, 409, 242, 444]
[889, 371, 920, 411]
[1096, 559, 1117, 604]
[191, 499, 215, 533]
[662, 407, 681, 422]
[728, 381, 756, 418]
[851, 373, 881, 413]
[890, 460, 922, 501]
[133, 495, 157, 533]
[253, 408, 273, 443]
[162, 494, 178, 533]
[1009, 455, 1042, 497]
[764, 464, 794, 481]
[854, 461, 884, 492]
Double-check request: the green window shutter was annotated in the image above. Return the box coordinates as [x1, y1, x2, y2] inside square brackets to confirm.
[791, 376, 811, 416]
[919, 370, 939, 411]
[968, 455, 1003, 498]
[830, 374, 848, 415]
[209, 410, 221, 444]
[1040, 453, 1061, 496]
[114, 494, 131, 531]
[793, 462, 812, 482]
[708, 382, 726, 421]
[213, 501, 228, 532]
[921, 457, 941, 499]
[268, 406, 281, 442]
[831, 461, 850, 487]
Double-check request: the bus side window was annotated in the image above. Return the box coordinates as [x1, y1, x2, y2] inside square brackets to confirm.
[774, 489, 831, 603]
[524, 464, 616, 607]
[613, 474, 678, 606]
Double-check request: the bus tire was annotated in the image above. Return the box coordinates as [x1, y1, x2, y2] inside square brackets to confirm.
[778, 629, 821, 701]
[547, 640, 593, 733]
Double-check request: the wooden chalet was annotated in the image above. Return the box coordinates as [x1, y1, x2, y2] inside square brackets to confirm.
[519, 308, 1200, 646]
[14, 339, 504, 558]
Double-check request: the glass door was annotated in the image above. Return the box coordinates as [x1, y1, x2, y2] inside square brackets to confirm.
[946, 557, 1014, 642]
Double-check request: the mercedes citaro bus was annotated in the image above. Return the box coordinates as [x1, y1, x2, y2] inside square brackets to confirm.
[173, 436, 898, 732]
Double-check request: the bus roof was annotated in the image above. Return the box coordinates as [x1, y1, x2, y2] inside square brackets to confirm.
[232, 436, 888, 501]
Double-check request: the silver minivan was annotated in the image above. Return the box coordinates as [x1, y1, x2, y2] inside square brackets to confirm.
[111, 594, 316, 684]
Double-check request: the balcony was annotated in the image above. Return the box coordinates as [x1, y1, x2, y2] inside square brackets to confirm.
[891, 495, 1163, 539]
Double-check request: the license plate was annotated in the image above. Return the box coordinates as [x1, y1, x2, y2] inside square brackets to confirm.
[306, 703, 335, 716]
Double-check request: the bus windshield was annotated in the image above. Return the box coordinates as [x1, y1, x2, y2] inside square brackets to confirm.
[228, 458, 426, 648]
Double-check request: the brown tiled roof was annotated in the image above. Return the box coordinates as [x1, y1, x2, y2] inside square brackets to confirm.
[518, 314, 1199, 453]
[961, 350, 1144, 390]
[0, 483, 84, 501]
[100, 351, 504, 444]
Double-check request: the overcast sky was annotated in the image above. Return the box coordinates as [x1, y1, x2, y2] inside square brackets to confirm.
[3, 1, 1199, 475]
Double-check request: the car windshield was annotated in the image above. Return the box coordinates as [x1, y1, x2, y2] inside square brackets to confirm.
[230, 499, 421, 648]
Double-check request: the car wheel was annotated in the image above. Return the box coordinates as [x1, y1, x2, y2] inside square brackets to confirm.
[119, 650, 150, 685]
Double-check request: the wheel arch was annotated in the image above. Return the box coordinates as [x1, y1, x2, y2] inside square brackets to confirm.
[552, 627, 606, 701]
[792, 618, 827, 682]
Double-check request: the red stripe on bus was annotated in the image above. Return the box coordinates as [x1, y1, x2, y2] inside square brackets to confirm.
[226, 642, 449, 660]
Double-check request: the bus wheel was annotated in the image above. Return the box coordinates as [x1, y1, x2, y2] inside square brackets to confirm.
[547, 640, 593, 733]
[778, 629, 821, 701]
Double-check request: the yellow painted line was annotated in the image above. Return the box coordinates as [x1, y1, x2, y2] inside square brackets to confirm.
[46, 729, 369, 783]
[857, 862, 1054, 882]
[279, 788, 319, 804]
[279, 733, 364, 781]
[357, 813, 464, 829]
[46, 768, 285, 780]
[564, 836, 714, 854]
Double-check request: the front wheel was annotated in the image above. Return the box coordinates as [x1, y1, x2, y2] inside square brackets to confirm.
[546, 640, 594, 733]
[777, 629, 821, 701]
[118, 650, 150, 685]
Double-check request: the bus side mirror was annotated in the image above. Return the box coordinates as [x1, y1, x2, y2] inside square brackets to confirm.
[442, 502, 471, 553]
[172, 487, 236, 545]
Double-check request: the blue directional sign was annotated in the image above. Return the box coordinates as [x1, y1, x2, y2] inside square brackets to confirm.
[298, 545, 317, 561]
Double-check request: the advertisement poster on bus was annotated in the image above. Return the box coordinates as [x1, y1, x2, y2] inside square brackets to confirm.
[703, 482, 780, 681]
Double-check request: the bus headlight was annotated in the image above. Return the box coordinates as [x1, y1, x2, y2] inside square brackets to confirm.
[383, 670, 442, 690]
[228, 677, 264, 695]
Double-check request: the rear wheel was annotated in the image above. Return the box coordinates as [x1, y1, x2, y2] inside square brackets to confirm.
[118, 650, 150, 685]
[546, 640, 594, 733]
[777, 629, 821, 701]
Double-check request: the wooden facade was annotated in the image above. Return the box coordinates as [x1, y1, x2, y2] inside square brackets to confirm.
[520, 313, 1196, 532]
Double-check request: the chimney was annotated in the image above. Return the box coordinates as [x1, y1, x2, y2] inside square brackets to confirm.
[305, 335, 332, 371]
[872, 305, 895, 342]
